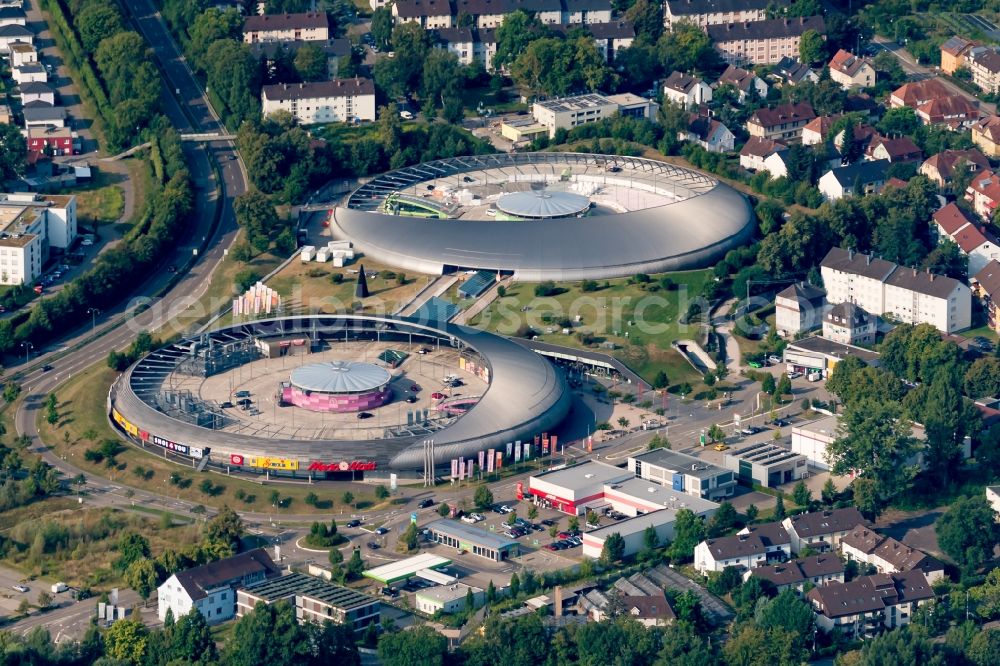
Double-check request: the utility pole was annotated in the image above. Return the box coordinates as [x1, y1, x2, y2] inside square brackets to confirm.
[87, 307, 100, 332]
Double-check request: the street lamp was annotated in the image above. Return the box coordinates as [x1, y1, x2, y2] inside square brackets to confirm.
[87, 307, 100, 332]
[20, 341, 33, 365]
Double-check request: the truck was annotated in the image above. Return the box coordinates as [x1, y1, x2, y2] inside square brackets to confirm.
[51, 582, 68, 593]
[300, 245, 316, 262]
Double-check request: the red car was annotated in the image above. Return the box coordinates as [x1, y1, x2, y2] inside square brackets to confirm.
[431, 392, 445, 400]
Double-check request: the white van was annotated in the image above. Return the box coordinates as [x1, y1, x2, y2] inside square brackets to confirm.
[807, 372, 822, 382]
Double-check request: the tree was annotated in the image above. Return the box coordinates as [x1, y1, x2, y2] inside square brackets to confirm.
[371, 7, 393, 50]
[234, 190, 281, 253]
[821, 478, 837, 505]
[761, 374, 776, 395]
[792, 481, 811, 507]
[294, 43, 327, 81]
[474, 484, 494, 510]
[36, 590, 52, 609]
[169, 609, 218, 664]
[438, 502, 450, 517]
[104, 619, 149, 664]
[305, 492, 318, 506]
[799, 29, 826, 65]
[964, 356, 1000, 399]
[935, 496, 1000, 574]
[745, 504, 759, 523]
[117, 533, 151, 571]
[707, 502, 737, 538]
[2, 381, 20, 403]
[509, 572, 521, 598]
[855, 625, 946, 666]
[486, 580, 497, 604]
[707, 424, 725, 443]
[657, 621, 720, 665]
[124, 559, 159, 600]
[658, 22, 720, 73]
[599, 532, 626, 565]
[967, 629, 1000, 666]
[224, 601, 312, 666]
[667, 509, 704, 562]
[969, 568, 1000, 619]
[923, 239, 968, 281]
[826, 398, 921, 509]
[77, 3, 124, 54]
[377, 624, 448, 666]
[878, 106, 921, 138]
[204, 505, 245, 555]
[401, 522, 419, 552]
[775, 373, 792, 400]
[341, 491, 355, 507]
[527, 505, 538, 520]
[375, 485, 390, 500]
[492, 10, 546, 72]
[653, 370, 669, 389]
[346, 547, 365, 580]
[773, 495, 786, 520]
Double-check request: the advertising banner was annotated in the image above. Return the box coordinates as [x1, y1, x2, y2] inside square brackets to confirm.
[551, 435, 558, 451]
[524, 442, 530, 460]
[390, 473, 398, 491]
[466, 460, 474, 479]
[542, 436, 549, 454]
[495, 451, 502, 471]
[230, 454, 245, 466]
[249, 456, 298, 471]
[515, 441, 522, 462]
[506, 442, 512, 457]
[478, 450, 485, 470]
[516, 481, 524, 500]
[459, 457, 465, 480]
[307, 461, 376, 472]
[451, 459, 458, 480]
[487, 449, 495, 473]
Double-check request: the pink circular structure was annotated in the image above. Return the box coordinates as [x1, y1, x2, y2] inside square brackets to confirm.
[282, 360, 393, 413]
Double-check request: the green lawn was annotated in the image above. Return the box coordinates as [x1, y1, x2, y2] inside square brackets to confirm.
[58, 170, 126, 233]
[467, 271, 713, 385]
[963, 324, 999, 343]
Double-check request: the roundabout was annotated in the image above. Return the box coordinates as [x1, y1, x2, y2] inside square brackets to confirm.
[108, 314, 572, 478]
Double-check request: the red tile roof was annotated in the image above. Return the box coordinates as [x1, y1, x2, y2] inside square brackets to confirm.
[749, 102, 816, 129]
[829, 49, 871, 77]
[891, 78, 952, 107]
[933, 202, 976, 235]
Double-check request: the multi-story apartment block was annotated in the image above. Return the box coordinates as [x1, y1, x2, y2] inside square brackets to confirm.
[749, 555, 845, 595]
[396, 0, 610, 29]
[158, 549, 280, 624]
[260, 78, 376, 125]
[840, 526, 945, 584]
[0, 192, 76, 286]
[237, 572, 380, 632]
[393, 0, 454, 28]
[972, 260, 1000, 334]
[663, 0, 782, 30]
[706, 16, 825, 66]
[782, 507, 867, 555]
[531, 93, 622, 138]
[243, 12, 330, 43]
[562, 0, 613, 24]
[940, 35, 976, 74]
[965, 46, 1000, 93]
[820, 247, 972, 333]
[807, 571, 934, 640]
[933, 202, 1000, 276]
[775, 282, 825, 336]
[746, 101, 816, 142]
[693, 522, 791, 573]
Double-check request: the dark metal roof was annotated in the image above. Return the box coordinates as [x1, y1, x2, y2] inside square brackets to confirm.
[174, 549, 280, 601]
[262, 78, 374, 101]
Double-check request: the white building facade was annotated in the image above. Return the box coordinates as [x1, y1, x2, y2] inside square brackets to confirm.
[261, 79, 376, 125]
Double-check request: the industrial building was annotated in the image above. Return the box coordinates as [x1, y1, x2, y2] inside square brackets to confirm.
[627, 449, 736, 500]
[236, 572, 381, 632]
[362, 553, 453, 586]
[581, 495, 718, 560]
[723, 442, 808, 488]
[425, 520, 521, 562]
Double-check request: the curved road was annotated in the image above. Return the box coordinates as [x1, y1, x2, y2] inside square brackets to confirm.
[13, 2, 243, 504]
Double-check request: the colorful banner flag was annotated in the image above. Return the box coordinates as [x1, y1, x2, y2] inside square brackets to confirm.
[495, 451, 502, 470]
[587, 436, 593, 453]
[506, 442, 512, 457]
[542, 437, 549, 454]
[551, 435, 558, 451]
[524, 442, 531, 460]
[459, 457, 465, 480]
[487, 449, 495, 473]
[515, 441, 522, 462]
[467, 460, 474, 478]
[478, 450, 485, 470]
[451, 459, 458, 479]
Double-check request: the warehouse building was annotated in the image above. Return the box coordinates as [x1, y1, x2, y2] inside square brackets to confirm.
[362, 553, 453, 586]
[237, 572, 380, 632]
[581, 494, 718, 560]
[628, 449, 736, 500]
[723, 442, 807, 488]
[425, 520, 521, 562]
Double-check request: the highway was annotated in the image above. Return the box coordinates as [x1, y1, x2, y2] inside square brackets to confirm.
[13, 1, 244, 508]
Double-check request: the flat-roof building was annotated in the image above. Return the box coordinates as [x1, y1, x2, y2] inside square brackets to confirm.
[783, 335, 880, 379]
[237, 572, 380, 632]
[362, 553, 452, 585]
[0, 192, 77, 286]
[532, 93, 620, 139]
[628, 449, 736, 500]
[529, 460, 633, 515]
[723, 442, 807, 488]
[581, 497, 718, 560]
[415, 583, 484, 615]
[261, 78, 376, 125]
[158, 549, 280, 624]
[425, 519, 520, 562]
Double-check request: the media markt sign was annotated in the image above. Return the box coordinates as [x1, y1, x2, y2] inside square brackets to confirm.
[308, 460, 377, 472]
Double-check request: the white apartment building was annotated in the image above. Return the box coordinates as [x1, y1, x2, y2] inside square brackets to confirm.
[820, 247, 972, 333]
[663, 71, 712, 108]
[9, 42, 35, 67]
[242, 12, 330, 43]
[0, 193, 76, 285]
[775, 282, 826, 336]
[415, 583, 484, 614]
[393, 0, 454, 29]
[693, 522, 791, 574]
[782, 507, 867, 555]
[663, 0, 775, 30]
[807, 571, 934, 640]
[158, 549, 279, 624]
[261, 78, 376, 125]
[840, 526, 945, 584]
[0, 23, 32, 53]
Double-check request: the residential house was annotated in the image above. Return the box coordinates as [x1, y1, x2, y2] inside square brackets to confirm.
[663, 0, 780, 30]
[987, 485, 1000, 515]
[680, 111, 734, 153]
[393, 0, 454, 28]
[9, 41, 34, 67]
[822, 302, 876, 345]
[249, 39, 353, 79]
[415, 583, 484, 615]
[972, 115, 1000, 157]
[605, 92, 659, 121]
[820, 246, 973, 333]
[801, 115, 876, 152]
[158, 549, 281, 623]
[806, 571, 934, 639]
[965, 169, 1000, 220]
[19, 81, 54, 106]
[12, 64, 45, 85]
[933, 202, 1000, 275]
[563, 0, 614, 25]
[772, 55, 819, 86]
[748, 554, 845, 595]
[22, 105, 67, 129]
[451, 0, 563, 29]
[941, 35, 977, 74]
[782, 507, 867, 554]
[966, 46, 1000, 93]
[663, 71, 712, 108]
[840, 526, 945, 583]
[0, 6, 25, 28]
[817, 160, 890, 201]
[26, 126, 73, 157]
[919, 148, 990, 187]
[716, 65, 768, 103]
[915, 95, 980, 129]
[739, 136, 786, 172]
[0, 23, 31, 53]
[242, 12, 331, 43]
[622, 593, 675, 627]
[746, 101, 816, 142]
[761, 149, 793, 179]
[865, 135, 921, 163]
[260, 78, 376, 125]
[693, 522, 791, 574]
[775, 282, 826, 336]
[828, 49, 875, 89]
[707, 16, 825, 66]
[890, 78, 953, 109]
[971, 260, 1000, 334]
